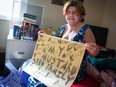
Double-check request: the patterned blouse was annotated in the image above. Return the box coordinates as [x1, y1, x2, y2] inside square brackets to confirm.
[59, 24, 89, 83]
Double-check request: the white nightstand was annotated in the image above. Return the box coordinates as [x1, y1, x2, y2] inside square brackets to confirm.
[5, 29, 36, 69]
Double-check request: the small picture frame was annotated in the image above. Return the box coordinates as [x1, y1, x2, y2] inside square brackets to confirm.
[51, 0, 69, 6]
[51, 0, 84, 6]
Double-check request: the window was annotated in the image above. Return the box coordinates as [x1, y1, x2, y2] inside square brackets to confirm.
[12, 0, 28, 25]
[0, 0, 28, 21]
[0, 0, 43, 26]
[0, 0, 14, 20]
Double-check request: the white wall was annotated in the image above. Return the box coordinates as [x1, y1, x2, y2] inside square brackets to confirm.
[28, 0, 66, 30]
[0, 19, 11, 51]
[0, 0, 116, 50]
[102, 0, 116, 49]
[84, 0, 106, 26]
[28, 0, 106, 30]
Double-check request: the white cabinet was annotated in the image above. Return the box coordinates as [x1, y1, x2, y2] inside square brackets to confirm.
[6, 29, 36, 69]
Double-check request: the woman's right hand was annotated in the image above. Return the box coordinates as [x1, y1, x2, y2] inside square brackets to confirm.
[84, 43, 100, 57]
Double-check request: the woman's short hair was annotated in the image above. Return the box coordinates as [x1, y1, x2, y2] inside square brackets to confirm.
[63, 0, 86, 22]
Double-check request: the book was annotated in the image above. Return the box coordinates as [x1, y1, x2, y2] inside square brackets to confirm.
[22, 18, 36, 25]
[23, 13, 36, 20]
[22, 17, 37, 23]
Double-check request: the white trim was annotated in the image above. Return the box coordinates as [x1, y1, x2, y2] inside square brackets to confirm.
[26, 2, 44, 27]
[39, 5, 45, 27]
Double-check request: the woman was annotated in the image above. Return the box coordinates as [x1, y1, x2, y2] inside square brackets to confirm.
[59, 1, 116, 86]
[19, 0, 100, 86]
[59, 0, 99, 83]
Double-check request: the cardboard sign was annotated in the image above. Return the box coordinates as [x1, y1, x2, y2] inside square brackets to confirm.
[24, 33, 85, 87]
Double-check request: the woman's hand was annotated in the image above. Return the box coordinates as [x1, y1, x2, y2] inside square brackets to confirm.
[38, 29, 46, 35]
[84, 43, 100, 57]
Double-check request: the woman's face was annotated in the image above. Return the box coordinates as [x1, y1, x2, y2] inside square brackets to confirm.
[65, 6, 82, 25]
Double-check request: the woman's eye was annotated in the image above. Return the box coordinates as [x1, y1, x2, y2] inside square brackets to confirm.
[66, 11, 78, 15]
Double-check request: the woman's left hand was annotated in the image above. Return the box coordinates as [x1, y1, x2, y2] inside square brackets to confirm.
[84, 43, 100, 57]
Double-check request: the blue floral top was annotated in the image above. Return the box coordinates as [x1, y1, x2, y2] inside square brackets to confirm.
[19, 24, 89, 86]
[59, 24, 89, 83]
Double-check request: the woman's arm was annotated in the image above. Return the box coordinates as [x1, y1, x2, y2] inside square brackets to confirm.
[84, 28, 100, 57]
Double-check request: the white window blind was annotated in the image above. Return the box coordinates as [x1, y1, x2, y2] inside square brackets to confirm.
[0, 0, 14, 20]
[0, 0, 28, 21]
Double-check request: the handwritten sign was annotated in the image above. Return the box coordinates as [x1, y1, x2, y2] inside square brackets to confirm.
[24, 33, 85, 87]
